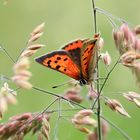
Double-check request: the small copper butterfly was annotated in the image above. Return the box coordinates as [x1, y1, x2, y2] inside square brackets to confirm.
[35, 34, 99, 85]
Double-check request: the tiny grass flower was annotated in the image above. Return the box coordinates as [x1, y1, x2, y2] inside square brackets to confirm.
[97, 37, 104, 50]
[123, 91, 140, 107]
[28, 32, 44, 44]
[72, 109, 97, 134]
[12, 57, 32, 89]
[113, 24, 140, 85]
[64, 89, 83, 103]
[31, 22, 45, 37]
[88, 84, 97, 100]
[0, 113, 50, 140]
[0, 83, 17, 119]
[105, 99, 130, 117]
[101, 51, 112, 66]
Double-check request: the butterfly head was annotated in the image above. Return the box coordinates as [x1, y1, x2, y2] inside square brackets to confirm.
[79, 78, 88, 86]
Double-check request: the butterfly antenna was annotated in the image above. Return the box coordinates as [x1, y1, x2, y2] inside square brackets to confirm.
[94, 77, 108, 81]
[52, 80, 75, 88]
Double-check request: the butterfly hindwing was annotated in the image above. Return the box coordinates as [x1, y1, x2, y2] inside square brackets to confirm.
[35, 50, 80, 80]
[81, 39, 98, 81]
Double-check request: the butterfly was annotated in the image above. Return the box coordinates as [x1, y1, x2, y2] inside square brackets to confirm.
[35, 34, 99, 86]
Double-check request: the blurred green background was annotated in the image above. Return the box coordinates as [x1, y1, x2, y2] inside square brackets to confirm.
[0, 0, 140, 140]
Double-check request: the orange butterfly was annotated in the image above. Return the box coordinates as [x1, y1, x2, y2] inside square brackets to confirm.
[35, 35, 99, 85]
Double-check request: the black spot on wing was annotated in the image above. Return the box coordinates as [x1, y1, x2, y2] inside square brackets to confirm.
[90, 46, 94, 51]
[70, 43, 73, 45]
[84, 48, 89, 53]
[83, 57, 87, 61]
[57, 57, 61, 60]
[85, 68, 88, 72]
[84, 62, 88, 65]
[62, 40, 79, 50]
[64, 58, 68, 61]
[47, 60, 51, 65]
[54, 60, 58, 63]
[56, 65, 61, 69]
[61, 39, 86, 50]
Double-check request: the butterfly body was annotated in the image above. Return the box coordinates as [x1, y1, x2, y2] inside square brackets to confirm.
[35, 36, 99, 85]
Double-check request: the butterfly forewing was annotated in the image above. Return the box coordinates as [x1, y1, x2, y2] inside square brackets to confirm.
[35, 50, 80, 80]
[81, 39, 98, 81]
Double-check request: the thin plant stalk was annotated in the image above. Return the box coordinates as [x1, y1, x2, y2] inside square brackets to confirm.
[92, 57, 120, 109]
[32, 86, 87, 109]
[16, 98, 59, 134]
[0, 44, 16, 63]
[101, 115, 132, 140]
[91, 0, 102, 139]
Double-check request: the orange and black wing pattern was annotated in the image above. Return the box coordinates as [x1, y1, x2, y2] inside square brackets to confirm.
[61, 39, 88, 67]
[35, 50, 80, 80]
[81, 39, 98, 81]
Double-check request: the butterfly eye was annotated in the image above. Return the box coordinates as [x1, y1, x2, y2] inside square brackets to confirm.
[79, 79, 87, 86]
